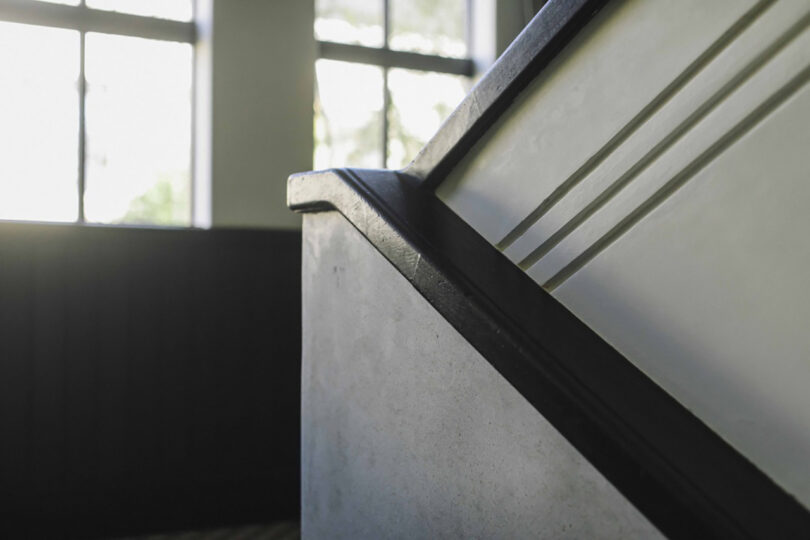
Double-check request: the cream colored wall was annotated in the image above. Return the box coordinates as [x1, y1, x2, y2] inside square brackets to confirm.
[436, 0, 810, 508]
[204, 0, 544, 229]
[209, 0, 315, 229]
[204, 0, 537, 229]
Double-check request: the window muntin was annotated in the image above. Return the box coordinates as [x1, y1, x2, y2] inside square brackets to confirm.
[0, 1, 196, 226]
[35, 0, 81, 5]
[314, 0, 472, 170]
[86, 0, 193, 22]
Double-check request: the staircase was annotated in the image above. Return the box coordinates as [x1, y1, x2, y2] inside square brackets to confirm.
[289, 0, 810, 537]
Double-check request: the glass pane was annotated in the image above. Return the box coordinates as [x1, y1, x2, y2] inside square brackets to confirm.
[390, 0, 467, 58]
[387, 69, 468, 169]
[315, 60, 383, 169]
[84, 33, 192, 226]
[0, 22, 79, 223]
[86, 0, 193, 22]
[315, 0, 383, 48]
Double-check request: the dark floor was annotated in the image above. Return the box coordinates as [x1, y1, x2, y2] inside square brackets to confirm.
[118, 522, 300, 540]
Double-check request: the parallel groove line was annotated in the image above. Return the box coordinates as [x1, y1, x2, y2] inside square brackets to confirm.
[288, 1, 810, 535]
[544, 63, 810, 290]
[317, 41, 474, 76]
[495, 0, 772, 251]
[409, 0, 608, 184]
[518, 10, 810, 270]
[288, 164, 810, 538]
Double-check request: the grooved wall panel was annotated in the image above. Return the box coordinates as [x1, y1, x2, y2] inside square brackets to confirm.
[437, 0, 761, 245]
[554, 82, 810, 509]
[435, 0, 810, 510]
[0, 223, 301, 539]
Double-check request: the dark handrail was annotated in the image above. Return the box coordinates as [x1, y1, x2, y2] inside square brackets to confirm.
[289, 0, 810, 536]
[405, 0, 608, 187]
[289, 167, 810, 539]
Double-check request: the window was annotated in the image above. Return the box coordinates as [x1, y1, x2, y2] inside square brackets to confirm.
[0, 0, 195, 226]
[314, 0, 474, 170]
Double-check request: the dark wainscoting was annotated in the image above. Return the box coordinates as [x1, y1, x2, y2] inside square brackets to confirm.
[0, 222, 301, 539]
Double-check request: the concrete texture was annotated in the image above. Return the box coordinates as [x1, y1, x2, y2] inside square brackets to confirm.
[300, 211, 661, 539]
[435, 0, 810, 509]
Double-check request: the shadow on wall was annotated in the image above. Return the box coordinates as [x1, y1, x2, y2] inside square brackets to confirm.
[0, 222, 302, 539]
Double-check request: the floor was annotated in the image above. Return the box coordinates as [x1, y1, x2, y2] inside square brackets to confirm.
[119, 522, 300, 540]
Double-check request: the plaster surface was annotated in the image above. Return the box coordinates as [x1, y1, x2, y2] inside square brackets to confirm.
[437, 0, 756, 244]
[435, 0, 810, 509]
[554, 81, 810, 508]
[211, 0, 314, 229]
[301, 212, 661, 539]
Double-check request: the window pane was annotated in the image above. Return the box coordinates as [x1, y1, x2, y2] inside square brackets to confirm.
[315, 0, 383, 48]
[86, 0, 193, 22]
[84, 33, 192, 226]
[387, 69, 468, 169]
[390, 0, 467, 58]
[0, 22, 79, 222]
[315, 60, 383, 169]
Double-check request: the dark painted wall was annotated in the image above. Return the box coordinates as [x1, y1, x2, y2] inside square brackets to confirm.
[0, 222, 301, 539]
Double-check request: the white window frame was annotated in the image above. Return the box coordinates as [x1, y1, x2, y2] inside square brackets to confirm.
[316, 0, 475, 169]
[0, 0, 199, 224]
